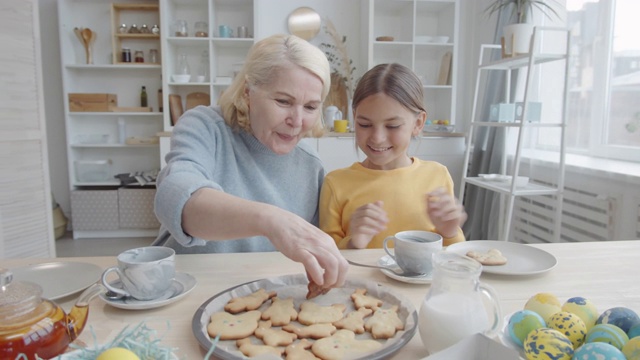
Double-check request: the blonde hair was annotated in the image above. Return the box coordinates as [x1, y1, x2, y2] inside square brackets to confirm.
[218, 34, 331, 138]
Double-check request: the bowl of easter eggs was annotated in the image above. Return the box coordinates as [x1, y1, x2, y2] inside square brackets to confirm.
[500, 292, 640, 360]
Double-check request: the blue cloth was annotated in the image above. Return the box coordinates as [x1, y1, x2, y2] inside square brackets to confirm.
[153, 106, 325, 254]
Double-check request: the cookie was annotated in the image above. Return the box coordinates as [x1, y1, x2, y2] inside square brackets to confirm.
[306, 280, 330, 300]
[224, 289, 277, 314]
[311, 329, 382, 360]
[350, 288, 383, 310]
[207, 310, 261, 340]
[364, 306, 404, 339]
[282, 323, 337, 339]
[297, 302, 346, 325]
[333, 307, 373, 334]
[254, 320, 297, 347]
[261, 297, 298, 326]
[466, 248, 508, 265]
[236, 337, 284, 358]
[285, 339, 320, 360]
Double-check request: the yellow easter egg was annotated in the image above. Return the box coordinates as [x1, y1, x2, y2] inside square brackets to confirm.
[524, 293, 562, 322]
[96, 347, 140, 360]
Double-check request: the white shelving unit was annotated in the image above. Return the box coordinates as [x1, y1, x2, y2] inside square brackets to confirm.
[59, 0, 163, 238]
[365, 0, 459, 126]
[459, 27, 570, 242]
[159, 0, 254, 131]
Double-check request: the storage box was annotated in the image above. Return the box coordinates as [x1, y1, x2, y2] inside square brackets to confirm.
[514, 102, 542, 122]
[70, 190, 119, 231]
[74, 159, 112, 182]
[118, 188, 160, 229]
[423, 334, 521, 360]
[68, 93, 117, 112]
[489, 103, 515, 122]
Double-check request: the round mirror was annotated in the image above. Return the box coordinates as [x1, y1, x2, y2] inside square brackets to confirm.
[287, 7, 321, 40]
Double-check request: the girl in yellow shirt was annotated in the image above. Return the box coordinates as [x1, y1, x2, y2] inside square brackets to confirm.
[319, 63, 467, 249]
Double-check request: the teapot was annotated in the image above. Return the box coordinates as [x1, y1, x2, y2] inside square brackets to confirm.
[0, 268, 102, 359]
[418, 251, 501, 354]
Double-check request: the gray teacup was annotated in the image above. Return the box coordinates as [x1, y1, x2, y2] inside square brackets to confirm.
[101, 246, 175, 301]
[383, 231, 443, 275]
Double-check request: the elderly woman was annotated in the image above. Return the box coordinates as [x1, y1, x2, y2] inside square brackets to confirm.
[153, 34, 348, 289]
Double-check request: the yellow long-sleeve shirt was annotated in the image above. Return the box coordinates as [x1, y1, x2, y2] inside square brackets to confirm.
[319, 157, 465, 249]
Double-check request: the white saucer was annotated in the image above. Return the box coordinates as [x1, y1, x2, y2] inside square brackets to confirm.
[99, 272, 196, 310]
[377, 255, 433, 285]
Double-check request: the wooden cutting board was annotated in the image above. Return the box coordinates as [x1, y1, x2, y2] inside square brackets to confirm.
[437, 51, 452, 86]
[185, 92, 210, 110]
[169, 94, 183, 126]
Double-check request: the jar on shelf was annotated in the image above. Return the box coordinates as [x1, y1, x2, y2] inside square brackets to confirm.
[134, 50, 144, 63]
[176, 53, 190, 75]
[118, 24, 127, 34]
[148, 49, 159, 64]
[196, 50, 209, 82]
[121, 48, 131, 63]
[174, 19, 188, 37]
[194, 21, 208, 37]
[151, 24, 160, 35]
[128, 24, 139, 34]
[140, 24, 150, 34]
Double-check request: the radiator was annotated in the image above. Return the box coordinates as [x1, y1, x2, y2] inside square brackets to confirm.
[511, 181, 616, 244]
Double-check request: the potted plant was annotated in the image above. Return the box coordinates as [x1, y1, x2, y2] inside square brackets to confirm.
[485, 0, 560, 56]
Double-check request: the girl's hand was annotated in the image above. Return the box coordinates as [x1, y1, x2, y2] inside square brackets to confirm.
[348, 201, 388, 249]
[426, 187, 467, 238]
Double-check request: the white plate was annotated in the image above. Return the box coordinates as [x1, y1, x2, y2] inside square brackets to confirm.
[377, 255, 433, 285]
[192, 274, 418, 360]
[446, 241, 557, 275]
[99, 272, 196, 310]
[11, 261, 103, 300]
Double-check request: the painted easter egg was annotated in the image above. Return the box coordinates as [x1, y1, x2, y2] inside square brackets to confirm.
[96, 348, 140, 360]
[585, 323, 629, 350]
[508, 310, 547, 348]
[622, 336, 640, 360]
[597, 307, 640, 333]
[629, 321, 640, 339]
[561, 297, 599, 331]
[524, 328, 573, 360]
[548, 311, 587, 349]
[524, 293, 562, 322]
[573, 342, 626, 360]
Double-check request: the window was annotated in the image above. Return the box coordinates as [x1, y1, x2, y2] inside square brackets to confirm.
[564, 0, 640, 162]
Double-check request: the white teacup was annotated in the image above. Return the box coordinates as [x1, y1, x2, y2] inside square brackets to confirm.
[101, 246, 176, 301]
[383, 231, 443, 275]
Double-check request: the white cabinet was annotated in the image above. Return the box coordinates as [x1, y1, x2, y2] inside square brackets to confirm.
[59, 0, 164, 238]
[460, 27, 570, 242]
[365, 0, 459, 125]
[159, 0, 254, 131]
[317, 137, 365, 174]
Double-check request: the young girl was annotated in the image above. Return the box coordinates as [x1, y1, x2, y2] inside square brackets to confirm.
[319, 63, 466, 249]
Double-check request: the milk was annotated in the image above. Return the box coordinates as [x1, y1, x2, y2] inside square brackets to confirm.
[418, 292, 490, 354]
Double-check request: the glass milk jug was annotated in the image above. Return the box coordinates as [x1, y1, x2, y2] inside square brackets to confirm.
[418, 251, 502, 354]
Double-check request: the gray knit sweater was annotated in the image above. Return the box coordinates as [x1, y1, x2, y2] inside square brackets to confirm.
[152, 106, 325, 254]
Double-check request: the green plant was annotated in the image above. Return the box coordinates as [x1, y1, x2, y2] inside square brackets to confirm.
[485, 0, 560, 23]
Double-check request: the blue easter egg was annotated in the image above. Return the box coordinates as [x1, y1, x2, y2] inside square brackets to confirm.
[573, 342, 626, 360]
[585, 323, 629, 350]
[597, 307, 640, 333]
[508, 310, 546, 347]
[524, 328, 573, 360]
[623, 336, 640, 360]
[628, 320, 640, 339]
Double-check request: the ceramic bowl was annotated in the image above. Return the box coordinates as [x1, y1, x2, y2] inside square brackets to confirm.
[432, 36, 449, 44]
[171, 74, 191, 83]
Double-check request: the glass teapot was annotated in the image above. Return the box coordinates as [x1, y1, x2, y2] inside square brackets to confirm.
[418, 251, 502, 354]
[0, 268, 102, 359]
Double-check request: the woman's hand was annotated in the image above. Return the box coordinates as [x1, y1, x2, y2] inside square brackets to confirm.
[426, 187, 467, 238]
[348, 201, 388, 249]
[261, 207, 349, 290]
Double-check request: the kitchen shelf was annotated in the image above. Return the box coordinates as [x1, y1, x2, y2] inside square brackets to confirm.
[66, 64, 161, 70]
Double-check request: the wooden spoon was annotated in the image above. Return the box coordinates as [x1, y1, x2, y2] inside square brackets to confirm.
[81, 28, 93, 64]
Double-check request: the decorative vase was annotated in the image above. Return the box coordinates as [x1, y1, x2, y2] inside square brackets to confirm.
[502, 23, 534, 57]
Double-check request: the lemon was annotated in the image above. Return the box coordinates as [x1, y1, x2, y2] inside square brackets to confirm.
[96, 347, 140, 360]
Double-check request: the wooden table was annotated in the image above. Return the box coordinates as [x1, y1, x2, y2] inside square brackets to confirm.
[4, 240, 640, 359]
